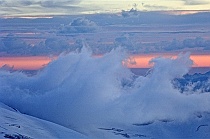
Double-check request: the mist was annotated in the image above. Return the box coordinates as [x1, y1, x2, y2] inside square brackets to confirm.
[0, 48, 210, 135]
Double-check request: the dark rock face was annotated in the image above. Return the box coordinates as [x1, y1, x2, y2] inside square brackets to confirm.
[173, 71, 210, 93]
[4, 133, 32, 139]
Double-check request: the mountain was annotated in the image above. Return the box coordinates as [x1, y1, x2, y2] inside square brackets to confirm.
[0, 102, 89, 139]
[174, 71, 210, 93]
[1, 101, 210, 139]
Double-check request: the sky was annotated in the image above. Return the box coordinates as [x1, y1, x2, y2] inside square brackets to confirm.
[0, 0, 210, 69]
[0, 54, 210, 70]
[1, 1, 210, 137]
[0, 0, 210, 16]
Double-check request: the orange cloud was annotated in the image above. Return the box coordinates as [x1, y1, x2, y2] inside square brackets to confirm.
[0, 53, 209, 70]
[0, 56, 52, 70]
[126, 53, 210, 68]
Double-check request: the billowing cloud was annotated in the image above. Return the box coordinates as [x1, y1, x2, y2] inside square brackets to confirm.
[0, 49, 210, 136]
[32, 37, 74, 55]
[0, 34, 31, 55]
[1, 33, 210, 55]
[0, 35, 79, 56]
[59, 17, 99, 34]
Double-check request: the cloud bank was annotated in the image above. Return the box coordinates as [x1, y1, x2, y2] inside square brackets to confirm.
[1, 34, 210, 56]
[0, 0, 81, 7]
[182, 0, 210, 5]
[0, 48, 210, 135]
[0, 0, 83, 16]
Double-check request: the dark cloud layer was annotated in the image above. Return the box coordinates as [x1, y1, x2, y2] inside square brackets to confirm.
[0, 13, 210, 56]
[1, 34, 210, 56]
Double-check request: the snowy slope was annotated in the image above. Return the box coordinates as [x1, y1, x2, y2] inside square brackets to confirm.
[1, 100, 210, 139]
[97, 114, 210, 139]
[0, 102, 89, 139]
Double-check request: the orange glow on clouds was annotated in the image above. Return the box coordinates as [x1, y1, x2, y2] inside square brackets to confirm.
[191, 55, 210, 67]
[0, 54, 209, 70]
[0, 56, 52, 70]
[126, 54, 210, 68]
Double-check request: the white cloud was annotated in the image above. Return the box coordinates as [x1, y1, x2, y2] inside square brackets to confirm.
[0, 49, 210, 135]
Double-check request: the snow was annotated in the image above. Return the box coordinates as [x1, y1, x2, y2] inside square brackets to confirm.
[0, 102, 89, 139]
[1, 101, 210, 139]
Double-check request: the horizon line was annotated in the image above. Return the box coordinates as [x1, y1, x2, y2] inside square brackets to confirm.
[1, 10, 210, 19]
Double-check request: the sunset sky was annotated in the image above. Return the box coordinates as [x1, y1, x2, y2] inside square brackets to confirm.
[1, 54, 209, 70]
[0, 0, 210, 70]
[0, 0, 210, 16]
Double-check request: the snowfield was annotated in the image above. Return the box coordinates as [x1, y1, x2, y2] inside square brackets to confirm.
[0, 102, 89, 139]
[1, 102, 210, 139]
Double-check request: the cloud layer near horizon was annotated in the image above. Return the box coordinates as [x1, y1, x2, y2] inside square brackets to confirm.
[0, 12, 210, 57]
[0, 0, 210, 16]
[0, 0, 84, 16]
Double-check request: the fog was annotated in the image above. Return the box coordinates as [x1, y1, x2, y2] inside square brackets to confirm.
[0, 48, 210, 135]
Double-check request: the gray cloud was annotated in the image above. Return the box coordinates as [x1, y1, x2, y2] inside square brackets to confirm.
[0, 34, 32, 54]
[143, 4, 169, 10]
[19, 0, 34, 6]
[0, 0, 80, 7]
[0, 0, 5, 5]
[0, 0, 83, 16]
[182, 0, 210, 5]
[39, 0, 80, 8]
[121, 8, 139, 17]
[162, 37, 210, 51]
[59, 17, 99, 34]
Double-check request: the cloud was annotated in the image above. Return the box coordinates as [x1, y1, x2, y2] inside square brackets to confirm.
[59, 17, 99, 34]
[1, 33, 210, 56]
[1, 13, 210, 55]
[114, 34, 138, 52]
[163, 37, 210, 51]
[0, 0, 81, 7]
[19, 0, 34, 6]
[0, 34, 31, 55]
[0, 0, 5, 5]
[121, 8, 139, 17]
[0, 0, 83, 16]
[0, 34, 81, 56]
[0, 49, 210, 136]
[39, 0, 80, 8]
[0, 39, 5, 51]
[143, 4, 169, 10]
[32, 37, 73, 55]
[182, 0, 210, 5]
